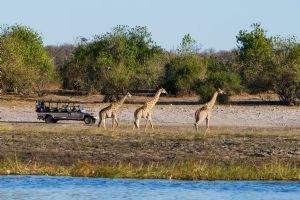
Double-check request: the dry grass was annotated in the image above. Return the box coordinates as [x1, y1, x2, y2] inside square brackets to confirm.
[0, 123, 299, 139]
[0, 159, 299, 180]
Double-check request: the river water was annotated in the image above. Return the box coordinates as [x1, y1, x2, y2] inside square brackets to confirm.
[0, 176, 299, 200]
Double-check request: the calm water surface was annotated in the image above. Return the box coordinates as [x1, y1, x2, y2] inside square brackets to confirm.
[0, 176, 299, 200]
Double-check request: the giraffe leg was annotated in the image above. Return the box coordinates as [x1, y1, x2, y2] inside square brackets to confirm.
[97, 113, 102, 127]
[103, 119, 106, 130]
[133, 122, 136, 130]
[115, 117, 119, 128]
[98, 113, 106, 129]
[145, 113, 153, 131]
[112, 117, 115, 129]
[195, 114, 206, 133]
[134, 119, 140, 129]
[133, 117, 136, 130]
[194, 120, 202, 132]
[112, 113, 119, 128]
[194, 122, 198, 132]
[112, 113, 117, 129]
[98, 118, 102, 128]
[134, 111, 142, 130]
[148, 115, 154, 130]
[204, 117, 210, 135]
[145, 117, 149, 131]
[133, 119, 137, 129]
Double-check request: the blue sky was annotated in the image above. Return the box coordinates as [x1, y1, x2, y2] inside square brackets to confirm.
[1, 0, 299, 51]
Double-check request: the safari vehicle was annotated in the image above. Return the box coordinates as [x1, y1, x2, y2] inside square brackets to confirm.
[36, 99, 97, 124]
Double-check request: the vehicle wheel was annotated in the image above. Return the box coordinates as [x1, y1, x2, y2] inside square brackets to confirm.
[45, 115, 54, 123]
[84, 116, 92, 124]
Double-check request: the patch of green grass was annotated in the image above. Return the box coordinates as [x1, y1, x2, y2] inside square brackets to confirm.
[1, 160, 299, 180]
[0, 158, 69, 176]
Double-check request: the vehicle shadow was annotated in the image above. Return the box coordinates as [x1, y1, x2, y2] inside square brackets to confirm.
[0, 121, 43, 124]
[0, 121, 74, 124]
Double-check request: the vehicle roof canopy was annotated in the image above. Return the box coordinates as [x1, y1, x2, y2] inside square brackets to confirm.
[36, 99, 82, 104]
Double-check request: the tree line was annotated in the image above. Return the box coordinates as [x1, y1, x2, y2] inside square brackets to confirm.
[0, 24, 299, 104]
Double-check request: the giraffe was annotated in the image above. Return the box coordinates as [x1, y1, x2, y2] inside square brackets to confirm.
[98, 92, 132, 129]
[194, 88, 225, 133]
[134, 88, 168, 130]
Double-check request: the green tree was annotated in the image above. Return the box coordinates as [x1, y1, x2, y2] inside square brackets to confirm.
[236, 23, 274, 93]
[60, 25, 165, 100]
[194, 56, 242, 104]
[177, 34, 200, 54]
[0, 25, 55, 94]
[271, 37, 300, 104]
[163, 34, 204, 95]
[164, 54, 206, 95]
[237, 23, 300, 104]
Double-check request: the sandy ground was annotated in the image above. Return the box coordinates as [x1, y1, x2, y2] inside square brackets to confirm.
[0, 100, 299, 128]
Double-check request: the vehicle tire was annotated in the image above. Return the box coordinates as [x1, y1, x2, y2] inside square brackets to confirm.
[45, 115, 54, 123]
[84, 116, 92, 124]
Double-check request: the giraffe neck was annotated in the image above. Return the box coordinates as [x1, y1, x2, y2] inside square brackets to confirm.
[207, 91, 218, 108]
[148, 90, 162, 109]
[114, 95, 128, 109]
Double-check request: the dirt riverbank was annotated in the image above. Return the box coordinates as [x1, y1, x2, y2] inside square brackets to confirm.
[0, 124, 299, 167]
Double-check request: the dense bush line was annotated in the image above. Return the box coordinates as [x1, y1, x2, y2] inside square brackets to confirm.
[0, 24, 299, 104]
[0, 25, 55, 95]
[59, 25, 165, 101]
[237, 23, 300, 104]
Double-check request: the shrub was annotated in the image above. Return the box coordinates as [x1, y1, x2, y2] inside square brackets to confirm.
[194, 57, 242, 104]
[271, 38, 300, 105]
[237, 23, 300, 105]
[194, 82, 215, 103]
[164, 54, 206, 95]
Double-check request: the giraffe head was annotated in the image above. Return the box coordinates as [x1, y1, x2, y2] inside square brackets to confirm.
[159, 88, 168, 95]
[126, 92, 132, 98]
[217, 88, 225, 94]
